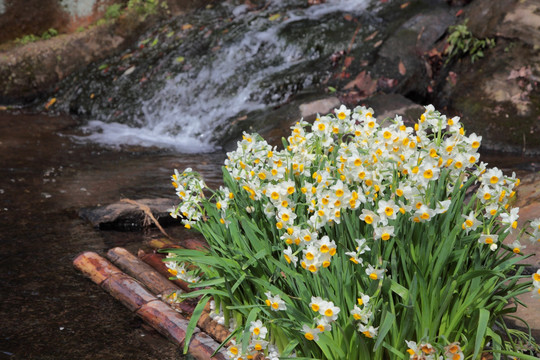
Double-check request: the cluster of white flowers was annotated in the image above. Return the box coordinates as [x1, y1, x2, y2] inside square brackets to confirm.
[405, 340, 464, 360]
[163, 254, 200, 284]
[217, 104, 527, 277]
[302, 296, 341, 341]
[226, 338, 283, 360]
[350, 293, 378, 339]
[169, 168, 207, 228]
[169, 104, 540, 359]
[534, 269, 540, 298]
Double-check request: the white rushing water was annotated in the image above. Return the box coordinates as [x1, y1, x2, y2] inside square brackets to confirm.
[81, 0, 371, 153]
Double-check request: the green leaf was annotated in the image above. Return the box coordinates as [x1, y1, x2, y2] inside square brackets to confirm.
[317, 332, 346, 359]
[472, 308, 489, 359]
[230, 272, 246, 293]
[374, 311, 395, 350]
[489, 349, 540, 360]
[175, 56, 185, 63]
[183, 295, 210, 354]
[390, 280, 408, 299]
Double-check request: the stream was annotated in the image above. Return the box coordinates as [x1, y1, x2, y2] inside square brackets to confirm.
[0, 112, 226, 359]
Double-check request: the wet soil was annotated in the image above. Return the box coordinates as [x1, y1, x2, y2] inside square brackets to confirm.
[0, 112, 225, 359]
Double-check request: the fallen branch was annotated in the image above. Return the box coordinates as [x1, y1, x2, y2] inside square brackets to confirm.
[121, 198, 172, 239]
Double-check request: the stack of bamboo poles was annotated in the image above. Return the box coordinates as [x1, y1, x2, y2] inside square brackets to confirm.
[73, 238, 230, 360]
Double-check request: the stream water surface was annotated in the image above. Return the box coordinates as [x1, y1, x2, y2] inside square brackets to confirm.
[0, 112, 225, 359]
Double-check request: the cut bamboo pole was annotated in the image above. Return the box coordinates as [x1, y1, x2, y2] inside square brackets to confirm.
[73, 251, 123, 285]
[136, 249, 231, 343]
[73, 251, 227, 360]
[137, 249, 193, 292]
[145, 236, 209, 251]
[107, 247, 180, 295]
[107, 247, 198, 315]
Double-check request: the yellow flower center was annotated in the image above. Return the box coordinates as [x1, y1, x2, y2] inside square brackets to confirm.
[168, 269, 178, 276]
[369, 273, 378, 280]
[305, 332, 314, 341]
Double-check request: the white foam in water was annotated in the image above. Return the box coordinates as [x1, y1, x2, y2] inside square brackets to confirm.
[79, 120, 217, 153]
[83, 0, 371, 153]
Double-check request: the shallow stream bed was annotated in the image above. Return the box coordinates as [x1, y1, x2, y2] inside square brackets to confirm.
[0, 112, 224, 359]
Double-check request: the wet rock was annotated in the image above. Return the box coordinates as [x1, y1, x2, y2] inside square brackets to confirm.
[79, 198, 179, 230]
[498, 0, 540, 48]
[440, 0, 540, 155]
[0, 18, 147, 103]
[464, 0, 515, 39]
[374, 7, 455, 100]
[299, 97, 341, 119]
[362, 93, 424, 125]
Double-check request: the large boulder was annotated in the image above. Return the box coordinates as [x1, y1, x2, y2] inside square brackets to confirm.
[438, 0, 540, 155]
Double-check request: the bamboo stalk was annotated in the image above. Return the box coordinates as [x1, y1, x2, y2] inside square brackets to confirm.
[145, 236, 209, 251]
[137, 300, 227, 359]
[197, 302, 231, 344]
[107, 247, 180, 295]
[73, 251, 123, 285]
[145, 237, 181, 250]
[137, 249, 231, 344]
[73, 251, 228, 360]
[137, 249, 193, 292]
[101, 273, 157, 312]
